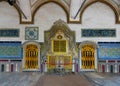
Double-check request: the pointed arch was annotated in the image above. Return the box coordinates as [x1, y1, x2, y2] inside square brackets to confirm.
[32, 0, 69, 23]
[13, 5, 23, 24]
[80, 0, 119, 24]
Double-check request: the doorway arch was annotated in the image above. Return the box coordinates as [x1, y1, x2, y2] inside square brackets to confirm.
[79, 41, 98, 71]
[22, 41, 40, 71]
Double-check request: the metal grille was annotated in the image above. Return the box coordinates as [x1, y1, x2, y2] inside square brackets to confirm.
[53, 40, 66, 52]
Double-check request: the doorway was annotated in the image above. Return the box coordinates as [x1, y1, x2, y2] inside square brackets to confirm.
[1, 64, 4, 72]
[47, 56, 72, 72]
[110, 65, 113, 73]
[81, 44, 95, 70]
[11, 64, 14, 72]
[24, 44, 38, 69]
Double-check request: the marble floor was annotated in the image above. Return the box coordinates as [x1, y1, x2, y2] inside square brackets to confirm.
[0, 72, 42, 86]
[83, 72, 120, 86]
[0, 72, 120, 86]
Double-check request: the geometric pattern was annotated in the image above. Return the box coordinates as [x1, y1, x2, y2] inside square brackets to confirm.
[98, 42, 120, 60]
[0, 41, 22, 59]
[25, 27, 38, 40]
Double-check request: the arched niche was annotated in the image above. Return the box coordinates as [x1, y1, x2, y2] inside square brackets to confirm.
[22, 41, 41, 71]
[79, 41, 98, 71]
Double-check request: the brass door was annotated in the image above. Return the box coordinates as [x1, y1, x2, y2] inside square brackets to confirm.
[81, 44, 95, 69]
[56, 56, 64, 69]
[25, 44, 38, 69]
[47, 55, 72, 70]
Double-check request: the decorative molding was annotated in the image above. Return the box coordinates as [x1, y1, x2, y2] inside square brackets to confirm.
[12, 0, 120, 24]
[32, 0, 69, 24]
[81, 29, 116, 37]
[0, 29, 19, 37]
[79, 41, 98, 49]
[10, 0, 120, 24]
[25, 27, 39, 40]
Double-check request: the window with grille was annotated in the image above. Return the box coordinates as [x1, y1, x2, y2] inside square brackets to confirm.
[53, 40, 66, 52]
[81, 44, 95, 69]
[25, 44, 38, 69]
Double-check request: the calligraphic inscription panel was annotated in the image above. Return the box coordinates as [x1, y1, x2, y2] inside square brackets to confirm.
[0, 29, 19, 37]
[82, 29, 116, 37]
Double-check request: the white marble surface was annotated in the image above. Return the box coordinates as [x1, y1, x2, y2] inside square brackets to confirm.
[84, 72, 120, 86]
[0, 72, 42, 86]
[0, 1, 120, 43]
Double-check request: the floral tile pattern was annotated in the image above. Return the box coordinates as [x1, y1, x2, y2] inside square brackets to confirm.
[0, 42, 22, 59]
[98, 42, 120, 60]
[25, 27, 39, 40]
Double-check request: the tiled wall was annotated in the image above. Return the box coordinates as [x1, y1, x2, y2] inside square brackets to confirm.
[98, 42, 120, 60]
[0, 41, 22, 59]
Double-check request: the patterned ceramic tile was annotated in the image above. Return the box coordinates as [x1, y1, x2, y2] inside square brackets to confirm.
[25, 27, 38, 40]
[0, 42, 22, 59]
[98, 42, 120, 60]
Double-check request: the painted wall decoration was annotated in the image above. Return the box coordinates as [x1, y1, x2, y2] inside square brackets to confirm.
[0, 42, 22, 59]
[25, 27, 39, 40]
[81, 29, 116, 37]
[0, 29, 19, 37]
[98, 42, 120, 60]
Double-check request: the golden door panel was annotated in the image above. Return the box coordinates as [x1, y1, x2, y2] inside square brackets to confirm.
[25, 44, 38, 69]
[47, 56, 72, 70]
[81, 44, 95, 69]
[47, 56, 56, 70]
[64, 56, 72, 69]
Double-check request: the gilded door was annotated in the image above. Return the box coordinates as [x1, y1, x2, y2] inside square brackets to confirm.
[25, 44, 38, 69]
[47, 55, 72, 70]
[81, 44, 95, 69]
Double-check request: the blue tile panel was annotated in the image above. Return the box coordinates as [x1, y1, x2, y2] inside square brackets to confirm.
[82, 29, 116, 37]
[98, 42, 120, 60]
[0, 29, 19, 37]
[0, 41, 22, 59]
[25, 27, 38, 40]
